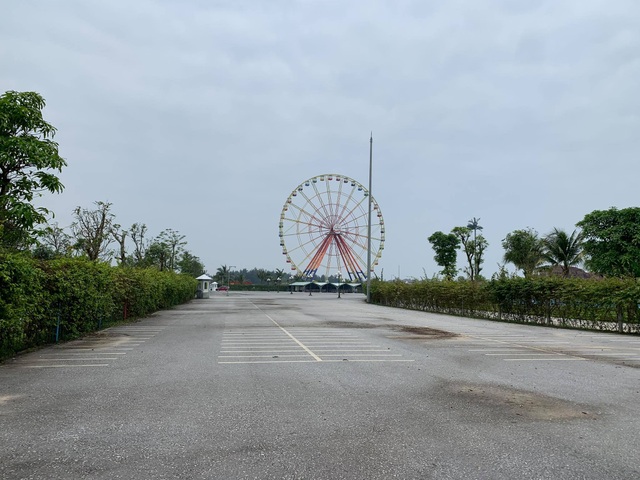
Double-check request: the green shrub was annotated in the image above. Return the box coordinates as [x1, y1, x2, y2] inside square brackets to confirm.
[370, 277, 640, 333]
[0, 253, 198, 360]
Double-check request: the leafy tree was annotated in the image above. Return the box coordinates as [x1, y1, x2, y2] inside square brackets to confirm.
[0, 91, 66, 248]
[129, 222, 148, 266]
[452, 227, 473, 279]
[158, 228, 186, 271]
[428, 231, 460, 279]
[542, 228, 584, 277]
[178, 251, 205, 277]
[144, 229, 187, 272]
[472, 235, 488, 280]
[35, 222, 72, 258]
[111, 223, 128, 266]
[577, 207, 640, 277]
[145, 241, 169, 271]
[70, 201, 114, 261]
[502, 228, 544, 277]
[452, 226, 487, 281]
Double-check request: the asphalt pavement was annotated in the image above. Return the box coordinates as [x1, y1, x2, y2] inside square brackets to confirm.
[1, 291, 639, 479]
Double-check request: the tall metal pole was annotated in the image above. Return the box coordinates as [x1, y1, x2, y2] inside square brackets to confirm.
[366, 133, 373, 303]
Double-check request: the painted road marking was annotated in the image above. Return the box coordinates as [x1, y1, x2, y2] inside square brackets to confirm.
[218, 306, 412, 364]
[13, 325, 165, 368]
[503, 358, 586, 362]
[465, 333, 640, 364]
[485, 353, 562, 356]
[34, 357, 119, 361]
[22, 364, 110, 368]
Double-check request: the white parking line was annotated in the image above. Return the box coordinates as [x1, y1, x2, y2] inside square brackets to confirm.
[34, 357, 119, 361]
[221, 349, 305, 353]
[40, 352, 127, 357]
[503, 358, 586, 362]
[468, 349, 525, 352]
[485, 353, 560, 356]
[252, 306, 322, 361]
[22, 364, 110, 368]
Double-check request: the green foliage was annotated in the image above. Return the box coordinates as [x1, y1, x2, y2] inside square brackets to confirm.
[451, 226, 488, 281]
[0, 252, 45, 356]
[370, 277, 640, 333]
[502, 228, 544, 277]
[577, 207, 640, 278]
[70, 201, 114, 261]
[178, 251, 205, 277]
[0, 91, 66, 248]
[0, 253, 197, 360]
[40, 257, 115, 339]
[542, 228, 584, 277]
[427, 231, 460, 280]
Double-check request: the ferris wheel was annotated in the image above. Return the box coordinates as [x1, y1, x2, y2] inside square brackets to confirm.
[279, 174, 385, 281]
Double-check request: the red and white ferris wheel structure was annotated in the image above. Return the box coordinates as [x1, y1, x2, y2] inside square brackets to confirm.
[279, 174, 385, 281]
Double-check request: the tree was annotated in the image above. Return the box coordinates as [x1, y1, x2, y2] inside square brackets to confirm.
[216, 265, 230, 283]
[452, 226, 487, 280]
[158, 228, 186, 271]
[502, 228, 544, 277]
[427, 231, 460, 280]
[472, 235, 488, 280]
[256, 268, 269, 284]
[111, 224, 128, 266]
[129, 222, 148, 266]
[70, 201, 114, 261]
[0, 91, 66, 248]
[35, 222, 72, 258]
[452, 227, 474, 279]
[178, 251, 205, 277]
[542, 228, 584, 277]
[145, 240, 169, 271]
[576, 207, 640, 277]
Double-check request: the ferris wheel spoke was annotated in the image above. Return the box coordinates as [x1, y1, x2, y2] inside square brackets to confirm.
[286, 204, 325, 229]
[311, 181, 333, 222]
[297, 190, 328, 226]
[335, 183, 358, 226]
[283, 218, 325, 233]
[335, 234, 366, 280]
[302, 234, 333, 276]
[283, 232, 327, 254]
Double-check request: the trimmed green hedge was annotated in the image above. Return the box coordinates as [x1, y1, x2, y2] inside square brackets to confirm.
[370, 277, 640, 334]
[0, 253, 197, 359]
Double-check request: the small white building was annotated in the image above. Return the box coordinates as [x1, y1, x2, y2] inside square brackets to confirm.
[195, 274, 213, 299]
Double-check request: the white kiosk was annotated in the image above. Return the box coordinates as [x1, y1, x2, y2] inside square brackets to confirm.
[195, 274, 213, 299]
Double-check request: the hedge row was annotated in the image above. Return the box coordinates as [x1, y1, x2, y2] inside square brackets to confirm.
[0, 253, 197, 359]
[369, 277, 640, 333]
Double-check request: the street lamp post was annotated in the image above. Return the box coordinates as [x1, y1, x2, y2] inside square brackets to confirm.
[267, 278, 271, 291]
[337, 272, 342, 299]
[276, 277, 281, 293]
[227, 265, 235, 296]
[366, 133, 373, 303]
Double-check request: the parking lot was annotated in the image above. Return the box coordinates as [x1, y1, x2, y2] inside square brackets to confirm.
[1, 292, 639, 479]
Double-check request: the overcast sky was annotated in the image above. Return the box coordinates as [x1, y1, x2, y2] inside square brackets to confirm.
[2, 1, 639, 279]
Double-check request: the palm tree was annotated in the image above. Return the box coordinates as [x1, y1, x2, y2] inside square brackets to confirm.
[256, 269, 269, 284]
[543, 228, 584, 277]
[215, 265, 229, 283]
